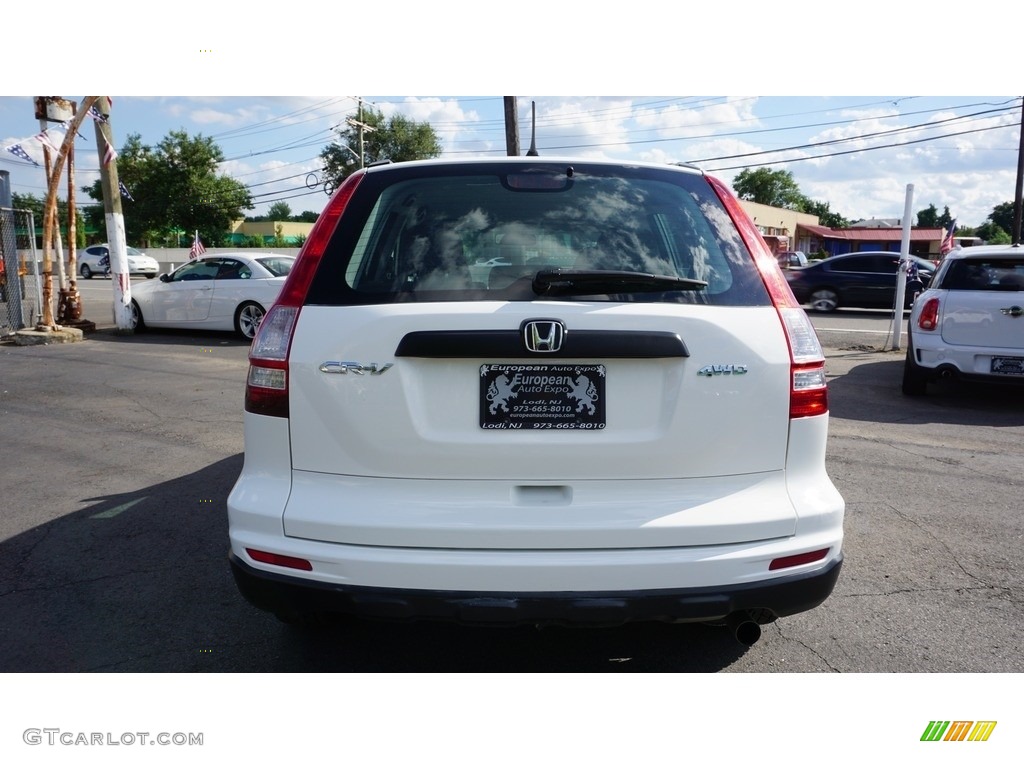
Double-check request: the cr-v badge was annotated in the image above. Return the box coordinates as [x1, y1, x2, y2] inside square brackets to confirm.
[319, 361, 393, 375]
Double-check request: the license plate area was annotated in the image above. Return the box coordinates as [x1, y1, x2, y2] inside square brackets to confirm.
[991, 356, 1024, 375]
[480, 364, 606, 429]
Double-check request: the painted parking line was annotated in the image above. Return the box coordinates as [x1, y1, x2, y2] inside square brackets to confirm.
[90, 497, 148, 519]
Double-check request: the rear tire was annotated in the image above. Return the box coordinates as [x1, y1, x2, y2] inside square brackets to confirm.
[235, 301, 265, 340]
[901, 344, 928, 396]
[81, 264, 92, 280]
[809, 288, 839, 312]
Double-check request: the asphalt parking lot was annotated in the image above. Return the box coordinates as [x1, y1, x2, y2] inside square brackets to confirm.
[0, 323, 1022, 672]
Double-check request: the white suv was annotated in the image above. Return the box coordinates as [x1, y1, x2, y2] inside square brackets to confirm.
[903, 244, 1024, 395]
[227, 158, 845, 645]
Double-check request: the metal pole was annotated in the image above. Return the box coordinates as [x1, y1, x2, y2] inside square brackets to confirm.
[28, 212, 42, 321]
[1012, 96, 1024, 245]
[1, 171, 26, 329]
[889, 184, 914, 350]
[92, 96, 133, 332]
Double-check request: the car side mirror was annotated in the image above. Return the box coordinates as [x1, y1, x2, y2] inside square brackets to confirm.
[159, 273, 170, 282]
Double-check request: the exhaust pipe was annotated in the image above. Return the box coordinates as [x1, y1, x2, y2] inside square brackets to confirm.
[726, 611, 762, 646]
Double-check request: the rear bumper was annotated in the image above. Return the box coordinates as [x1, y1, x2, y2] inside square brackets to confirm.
[909, 333, 1024, 384]
[229, 550, 842, 627]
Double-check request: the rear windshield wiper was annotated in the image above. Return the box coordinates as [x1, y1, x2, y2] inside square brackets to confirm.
[532, 269, 707, 296]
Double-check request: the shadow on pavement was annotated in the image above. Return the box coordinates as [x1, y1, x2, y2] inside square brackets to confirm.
[0, 456, 750, 673]
[826, 355, 1024, 427]
[80, 326, 253, 350]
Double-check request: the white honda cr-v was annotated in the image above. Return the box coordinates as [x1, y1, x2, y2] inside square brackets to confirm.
[228, 157, 844, 645]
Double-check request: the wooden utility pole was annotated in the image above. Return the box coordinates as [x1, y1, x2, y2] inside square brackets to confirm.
[38, 97, 96, 330]
[345, 96, 376, 169]
[36, 110, 68, 293]
[92, 96, 133, 332]
[504, 96, 520, 156]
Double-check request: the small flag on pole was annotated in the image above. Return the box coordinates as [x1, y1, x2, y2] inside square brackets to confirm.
[189, 232, 206, 260]
[939, 220, 958, 256]
[118, 181, 134, 201]
[102, 141, 118, 166]
[34, 130, 62, 154]
[5, 143, 40, 166]
[88, 104, 109, 124]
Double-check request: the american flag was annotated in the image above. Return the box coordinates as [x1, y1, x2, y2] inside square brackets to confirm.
[34, 130, 61, 154]
[88, 104, 109, 124]
[102, 141, 117, 166]
[118, 181, 134, 201]
[939, 220, 958, 256]
[189, 233, 206, 260]
[5, 143, 39, 166]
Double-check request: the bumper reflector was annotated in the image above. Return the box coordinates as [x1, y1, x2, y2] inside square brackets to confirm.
[246, 548, 313, 571]
[769, 548, 830, 571]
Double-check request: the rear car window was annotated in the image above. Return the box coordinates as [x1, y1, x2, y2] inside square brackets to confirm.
[255, 257, 295, 277]
[305, 163, 771, 306]
[939, 258, 1024, 290]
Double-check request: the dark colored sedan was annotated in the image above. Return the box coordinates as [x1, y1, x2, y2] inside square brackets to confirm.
[786, 251, 935, 312]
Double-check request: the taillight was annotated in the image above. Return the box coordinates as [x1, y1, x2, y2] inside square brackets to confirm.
[245, 171, 366, 418]
[707, 176, 828, 419]
[917, 297, 940, 331]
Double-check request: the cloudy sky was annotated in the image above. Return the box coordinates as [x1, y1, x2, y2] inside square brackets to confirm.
[2, 4, 1020, 231]
[4, 95, 1018, 228]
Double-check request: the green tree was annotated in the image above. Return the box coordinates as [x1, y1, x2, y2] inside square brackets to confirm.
[320, 108, 443, 187]
[801, 199, 849, 229]
[975, 221, 1011, 244]
[988, 202, 1014, 233]
[295, 210, 319, 223]
[732, 168, 806, 210]
[266, 202, 292, 221]
[916, 204, 939, 227]
[11, 192, 85, 246]
[82, 130, 252, 245]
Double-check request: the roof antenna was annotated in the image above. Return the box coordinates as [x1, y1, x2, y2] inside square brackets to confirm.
[526, 100, 539, 156]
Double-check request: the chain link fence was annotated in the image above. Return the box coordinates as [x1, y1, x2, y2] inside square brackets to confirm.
[1, 207, 43, 337]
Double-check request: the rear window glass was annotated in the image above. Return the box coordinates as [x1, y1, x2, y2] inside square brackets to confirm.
[939, 258, 1024, 290]
[255, 256, 295, 277]
[306, 164, 770, 306]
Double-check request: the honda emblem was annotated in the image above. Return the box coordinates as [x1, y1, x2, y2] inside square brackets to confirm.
[523, 320, 565, 353]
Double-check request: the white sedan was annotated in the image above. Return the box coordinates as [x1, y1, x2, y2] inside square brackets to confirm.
[903, 244, 1024, 394]
[128, 253, 295, 339]
[79, 244, 160, 279]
